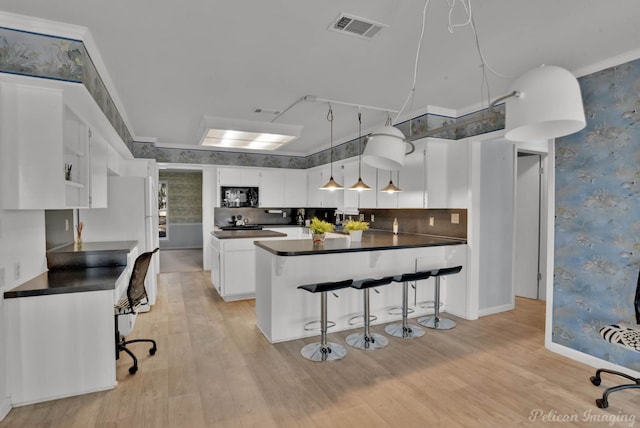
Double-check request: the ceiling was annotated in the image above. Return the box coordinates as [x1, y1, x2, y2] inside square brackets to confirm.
[2, 1, 640, 156]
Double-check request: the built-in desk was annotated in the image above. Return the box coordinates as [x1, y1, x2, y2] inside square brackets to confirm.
[3, 241, 137, 406]
[254, 231, 468, 343]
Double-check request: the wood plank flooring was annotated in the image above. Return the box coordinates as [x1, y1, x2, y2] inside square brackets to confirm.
[2, 270, 638, 427]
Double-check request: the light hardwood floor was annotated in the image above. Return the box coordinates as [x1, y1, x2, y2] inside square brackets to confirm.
[2, 271, 638, 427]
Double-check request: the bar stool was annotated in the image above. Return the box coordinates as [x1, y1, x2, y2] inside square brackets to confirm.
[346, 276, 394, 350]
[385, 271, 431, 339]
[298, 279, 353, 362]
[418, 266, 463, 330]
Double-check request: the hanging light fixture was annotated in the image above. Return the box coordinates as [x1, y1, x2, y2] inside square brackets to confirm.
[380, 170, 402, 193]
[362, 115, 409, 170]
[320, 105, 343, 191]
[490, 65, 586, 142]
[349, 111, 371, 191]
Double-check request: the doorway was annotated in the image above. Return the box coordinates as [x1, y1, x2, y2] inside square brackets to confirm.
[514, 153, 543, 300]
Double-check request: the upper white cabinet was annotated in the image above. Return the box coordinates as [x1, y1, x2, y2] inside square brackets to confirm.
[1, 83, 65, 209]
[89, 130, 108, 208]
[218, 167, 260, 186]
[1, 81, 112, 209]
[398, 148, 426, 208]
[283, 169, 307, 207]
[259, 169, 285, 207]
[306, 164, 341, 208]
[377, 170, 399, 208]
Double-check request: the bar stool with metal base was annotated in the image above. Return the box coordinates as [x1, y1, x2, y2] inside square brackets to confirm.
[385, 271, 431, 339]
[418, 266, 463, 330]
[346, 276, 394, 350]
[298, 279, 353, 362]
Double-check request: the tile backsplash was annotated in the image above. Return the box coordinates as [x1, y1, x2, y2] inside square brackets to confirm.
[357, 208, 467, 239]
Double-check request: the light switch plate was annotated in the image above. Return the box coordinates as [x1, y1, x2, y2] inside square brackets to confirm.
[451, 213, 460, 224]
[429, 217, 435, 226]
[371, 214, 375, 222]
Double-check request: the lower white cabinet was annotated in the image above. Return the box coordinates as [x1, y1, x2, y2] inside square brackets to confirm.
[210, 229, 305, 301]
[6, 289, 117, 405]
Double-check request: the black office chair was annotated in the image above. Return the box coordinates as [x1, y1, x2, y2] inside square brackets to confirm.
[114, 248, 159, 374]
[590, 270, 640, 408]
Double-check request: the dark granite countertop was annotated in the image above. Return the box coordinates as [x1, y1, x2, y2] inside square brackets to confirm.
[212, 230, 288, 239]
[254, 230, 466, 256]
[47, 240, 138, 254]
[4, 266, 127, 298]
[46, 240, 138, 270]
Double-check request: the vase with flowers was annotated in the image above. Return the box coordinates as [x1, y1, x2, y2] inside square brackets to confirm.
[343, 219, 369, 242]
[309, 217, 334, 245]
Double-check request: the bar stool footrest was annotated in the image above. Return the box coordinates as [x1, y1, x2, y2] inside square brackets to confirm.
[347, 314, 378, 326]
[387, 306, 414, 316]
[346, 332, 389, 350]
[303, 320, 336, 332]
[416, 300, 443, 310]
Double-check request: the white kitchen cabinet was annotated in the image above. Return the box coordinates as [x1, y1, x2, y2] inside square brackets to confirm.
[358, 163, 378, 208]
[259, 169, 285, 207]
[0, 81, 109, 209]
[1, 83, 65, 209]
[283, 169, 307, 206]
[342, 161, 359, 210]
[306, 164, 342, 208]
[89, 130, 108, 208]
[218, 167, 260, 186]
[107, 144, 122, 176]
[398, 148, 426, 208]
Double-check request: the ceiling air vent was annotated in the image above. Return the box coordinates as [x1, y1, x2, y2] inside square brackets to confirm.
[328, 13, 387, 39]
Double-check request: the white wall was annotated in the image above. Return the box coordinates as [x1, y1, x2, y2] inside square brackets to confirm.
[0, 175, 48, 418]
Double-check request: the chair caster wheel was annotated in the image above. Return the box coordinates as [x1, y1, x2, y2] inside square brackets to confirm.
[129, 366, 138, 375]
[595, 398, 608, 409]
[150, 347, 157, 356]
[590, 376, 601, 386]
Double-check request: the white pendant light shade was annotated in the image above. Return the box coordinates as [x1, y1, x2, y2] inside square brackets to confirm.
[362, 126, 407, 170]
[505, 65, 586, 142]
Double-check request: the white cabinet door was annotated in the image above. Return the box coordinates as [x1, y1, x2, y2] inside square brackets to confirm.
[89, 130, 108, 208]
[284, 169, 307, 206]
[358, 163, 378, 208]
[1, 83, 65, 209]
[398, 149, 426, 208]
[107, 144, 121, 176]
[259, 169, 285, 207]
[342, 161, 359, 210]
[306, 167, 323, 207]
[219, 167, 260, 186]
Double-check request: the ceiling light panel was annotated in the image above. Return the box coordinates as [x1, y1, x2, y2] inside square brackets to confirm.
[199, 116, 302, 151]
[328, 13, 388, 39]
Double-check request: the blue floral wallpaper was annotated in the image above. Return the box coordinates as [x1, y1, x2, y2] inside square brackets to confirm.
[0, 27, 133, 152]
[554, 58, 640, 371]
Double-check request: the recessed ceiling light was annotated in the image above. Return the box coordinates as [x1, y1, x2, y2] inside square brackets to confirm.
[198, 116, 302, 151]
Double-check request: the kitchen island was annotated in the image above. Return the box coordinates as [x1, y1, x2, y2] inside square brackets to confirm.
[254, 231, 468, 343]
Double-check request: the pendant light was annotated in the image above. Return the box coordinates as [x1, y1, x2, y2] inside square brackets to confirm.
[380, 170, 402, 193]
[349, 111, 371, 191]
[362, 115, 408, 170]
[320, 105, 343, 191]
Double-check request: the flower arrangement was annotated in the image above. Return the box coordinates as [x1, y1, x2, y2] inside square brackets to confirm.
[310, 217, 335, 235]
[343, 219, 370, 231]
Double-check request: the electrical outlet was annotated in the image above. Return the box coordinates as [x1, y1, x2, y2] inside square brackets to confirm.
[371, 214, 375, 222]
[14, 262, 20, 280]
[451, 213, 460, 224]
[282, 211, 287, 217]
[65, 219, 70, 231]
[359, 214, 364, 221]
[429, 217, 435, 226]
[0, 267, 5, 288]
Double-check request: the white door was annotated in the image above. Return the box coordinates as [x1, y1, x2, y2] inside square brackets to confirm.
[514, 154, 541, 299]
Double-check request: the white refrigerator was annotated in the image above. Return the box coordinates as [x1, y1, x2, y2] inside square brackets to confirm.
[80, 175, 160, 306]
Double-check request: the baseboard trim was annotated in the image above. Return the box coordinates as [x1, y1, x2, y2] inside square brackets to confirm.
[478, 303, 514, 317]
[547, 342, 640, 378]
[0, 396, 11, 422]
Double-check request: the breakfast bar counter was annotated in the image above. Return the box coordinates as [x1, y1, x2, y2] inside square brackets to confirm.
[254, 231, 469, 343]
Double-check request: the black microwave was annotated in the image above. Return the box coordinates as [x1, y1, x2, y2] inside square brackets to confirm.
[221, 186, 259, 207]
